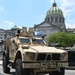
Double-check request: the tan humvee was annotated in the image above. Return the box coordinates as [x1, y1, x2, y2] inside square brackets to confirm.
[2, 28, 68, 75]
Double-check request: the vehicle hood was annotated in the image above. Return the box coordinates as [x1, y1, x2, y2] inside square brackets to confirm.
[30, 46, 66, 53]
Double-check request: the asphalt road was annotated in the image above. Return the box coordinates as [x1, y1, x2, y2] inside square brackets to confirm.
[0, 65, 75, 75]
[0, 66, 15, 75]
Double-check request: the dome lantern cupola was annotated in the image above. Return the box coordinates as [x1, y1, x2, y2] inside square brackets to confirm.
[11, 25, 19, 33]
[53, 0, 57, 7]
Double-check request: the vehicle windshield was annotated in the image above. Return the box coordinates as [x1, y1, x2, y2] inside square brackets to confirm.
[19, 38, 31, 44]
[32, 39, 45, 45]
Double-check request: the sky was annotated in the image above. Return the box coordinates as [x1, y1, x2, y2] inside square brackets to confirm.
[0, 0, 75, 30]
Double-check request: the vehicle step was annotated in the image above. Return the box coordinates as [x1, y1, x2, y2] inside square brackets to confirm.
[7, 63, 13, 68]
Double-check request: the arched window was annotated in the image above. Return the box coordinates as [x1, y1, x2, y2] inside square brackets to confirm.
[55, 9, 57, 13]
[63, 18, 64, 23]
[59, 17, 61, 22]
[55, 17, 58, 22]
[48, 17, 49, 21]
[51, 17, 53, 22]
[52, 10, 54, 13]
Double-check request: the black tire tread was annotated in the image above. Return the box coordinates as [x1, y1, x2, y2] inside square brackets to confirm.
[3, 55, 10, 73]
[15, 59, 23, 75]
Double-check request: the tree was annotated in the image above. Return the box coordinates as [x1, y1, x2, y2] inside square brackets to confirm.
[47, 32, 75, 48]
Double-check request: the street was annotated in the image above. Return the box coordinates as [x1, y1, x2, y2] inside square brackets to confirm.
[0, 66, 75, 75]
[0, 53, 75, 75]
[0, 64, 75, 75]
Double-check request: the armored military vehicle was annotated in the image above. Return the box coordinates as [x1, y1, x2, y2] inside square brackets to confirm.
[2, 27, 68, 75]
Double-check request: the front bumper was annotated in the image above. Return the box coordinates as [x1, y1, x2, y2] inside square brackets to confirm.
[22, 61, 68, 72]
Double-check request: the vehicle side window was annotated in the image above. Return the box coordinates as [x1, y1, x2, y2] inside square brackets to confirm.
[19, 38, 30, 44]
[32, 38, 45, 44]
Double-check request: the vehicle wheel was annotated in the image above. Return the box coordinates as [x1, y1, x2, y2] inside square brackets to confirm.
[3, 55, 10, 73]
[59, 68, 65, 75]
[15, 59, 23, 75]
[29, 70, 39, 75]
[49, 72, 58, 75]
[15, 59, 29, 75]
[49, 68, 64, 75]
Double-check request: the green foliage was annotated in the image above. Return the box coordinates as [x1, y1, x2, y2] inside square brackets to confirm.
[47, 32, 75, 47]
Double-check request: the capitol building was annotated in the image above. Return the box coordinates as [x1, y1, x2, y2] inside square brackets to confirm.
[34, 1, 66, 37]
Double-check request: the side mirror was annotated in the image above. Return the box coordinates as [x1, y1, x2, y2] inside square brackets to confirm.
[32, 38, 36, 41]
[17, 29, 20, 35]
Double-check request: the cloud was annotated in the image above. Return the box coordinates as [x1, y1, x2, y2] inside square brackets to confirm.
[35, 14, 45, 22]
[0, 6, 4, 11]
[59, 0, 75, 16]
[4, 20, 14, 26]
[66, 23, 75, 28]
[40, 15, 45, 18]
[36, 14, 45, 18]
[60, 0, 73, 7]
[49, 0, 75, 17]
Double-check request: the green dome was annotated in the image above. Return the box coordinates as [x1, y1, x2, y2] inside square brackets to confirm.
[11, 25, 19, 32]
[46, 2, 63, 16]
[11, 25, 19, 30]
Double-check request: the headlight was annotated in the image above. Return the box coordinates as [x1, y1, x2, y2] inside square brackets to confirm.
[25, 52, 36, 61]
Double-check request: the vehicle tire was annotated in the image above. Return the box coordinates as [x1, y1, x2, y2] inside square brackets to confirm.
[15, 59, 29, 75]
[49, 68, 64, 75]
[59, 68, 65, 75]
[49, 72, 58, 75]
[3, 55, 10, 73]
[15, 59, 23, 75]
[29, 70, 39, 75]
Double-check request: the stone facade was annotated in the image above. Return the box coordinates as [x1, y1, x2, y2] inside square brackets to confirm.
[0, 29, 15, 52]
